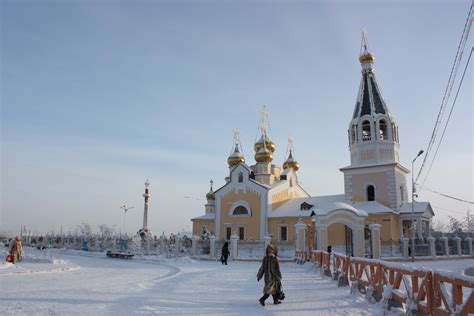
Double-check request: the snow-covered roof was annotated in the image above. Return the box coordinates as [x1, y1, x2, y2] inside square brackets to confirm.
[352, 201, 397, 214]
[399, 202, 434, 216]
[270, 195, 368, 218]
[191, 213, 215, 221]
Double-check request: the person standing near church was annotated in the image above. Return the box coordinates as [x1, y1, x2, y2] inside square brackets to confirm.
[221, 242, 230, 265]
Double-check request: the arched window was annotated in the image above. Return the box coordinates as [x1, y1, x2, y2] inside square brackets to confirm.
[362, 120, 371, 141]
[289, 179, 293, 187]
[238, 172, 243, 183]
[233, 206, 249, 215]
[379, 120, 387, 140]
[367, 185, 375, 201]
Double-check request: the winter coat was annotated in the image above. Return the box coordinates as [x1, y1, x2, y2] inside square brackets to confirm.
[257, 244, 282, 295]
[10, 239, 22, 263]
[221, 243, 230, 258]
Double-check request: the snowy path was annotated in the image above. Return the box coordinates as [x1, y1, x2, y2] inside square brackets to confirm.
[1, 250, 375, 315]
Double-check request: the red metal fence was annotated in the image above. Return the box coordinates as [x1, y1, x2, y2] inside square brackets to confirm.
[298, 250, 474, 315]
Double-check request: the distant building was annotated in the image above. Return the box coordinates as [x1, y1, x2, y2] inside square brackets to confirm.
[191, 33, 434, 257]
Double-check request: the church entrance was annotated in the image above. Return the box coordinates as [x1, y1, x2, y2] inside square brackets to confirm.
[328, 223, 353, 256]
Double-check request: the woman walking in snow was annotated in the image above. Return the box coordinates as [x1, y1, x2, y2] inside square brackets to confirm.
[221, 242, 230, 265]
[257, 244, 283, 306]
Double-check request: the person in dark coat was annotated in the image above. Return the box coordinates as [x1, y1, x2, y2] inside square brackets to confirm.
[257, 244, 283, 306]
[221, 242, 230, 265]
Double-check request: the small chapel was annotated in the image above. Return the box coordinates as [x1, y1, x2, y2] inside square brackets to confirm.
[191, 32, 434, 257]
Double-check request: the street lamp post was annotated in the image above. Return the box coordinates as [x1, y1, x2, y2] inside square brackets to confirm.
[411, 149, 424, 262]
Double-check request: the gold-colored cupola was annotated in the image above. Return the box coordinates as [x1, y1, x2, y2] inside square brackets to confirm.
[227, 143, 245, 167]
[283, 149, 299, 171]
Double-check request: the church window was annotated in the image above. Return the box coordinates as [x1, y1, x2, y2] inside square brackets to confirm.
[289, 179, 293, 187]
[379, 120, 387, 140]
[238, 227, 245, 240]
[226, 227, 231, 240]
[400, 186, 404, 202]
[280, 226, 288, 241]
[362, 120, 371, 141]
[238, 172, 243, 183]
[300, 202, 313, 210]
[233, 206, 249, 215]
[367, 185, 375, 201]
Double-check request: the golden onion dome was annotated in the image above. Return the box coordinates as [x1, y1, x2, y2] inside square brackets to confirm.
[283, 150, 299, 171]
[206, 190, 215, 200]
[255, 146, 273, 163]
[359, 52, 375, 64]
[254, 134, 276, 153]
[227, 144, 245, 167]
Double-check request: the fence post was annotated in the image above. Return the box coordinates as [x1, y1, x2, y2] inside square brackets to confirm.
[369, 224, 381, 259]
[427, 236, 436, 257]
[402, 237, 409, 258]
[159, 234, 166, 254]
[465, 237, 473, 256]
[192, 235, 198, 256]
[440, 236, 449, 256]
[453, 236, 461, 256]
[230, 233, 239, 259]
[209, 235, 216, 258]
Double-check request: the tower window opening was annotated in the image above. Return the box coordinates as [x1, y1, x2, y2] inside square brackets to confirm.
[400, 186, 404, 202]
[362, 121, 371, 141]
[238, 172, 243, 183]
[379, 120, 387, 140]
[367, 185, 375, 201]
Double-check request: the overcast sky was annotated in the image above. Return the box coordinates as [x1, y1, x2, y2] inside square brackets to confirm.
[1, 0, 472, 236]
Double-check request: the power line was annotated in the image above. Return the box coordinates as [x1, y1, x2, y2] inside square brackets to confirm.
[431, 204, 471, 216]
[419, 46, 473, 189]
[415, 3, 473, 183]
[423, 186, 474, 205]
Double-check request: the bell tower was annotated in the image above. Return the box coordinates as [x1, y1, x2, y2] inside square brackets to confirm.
[340, 30, 409, 210]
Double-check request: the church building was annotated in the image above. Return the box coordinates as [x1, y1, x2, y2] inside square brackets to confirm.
[191, 32, 434, 257]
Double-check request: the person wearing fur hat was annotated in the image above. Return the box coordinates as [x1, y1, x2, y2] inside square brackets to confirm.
[10, 236, 22, 264]
[257, 244, 283, 306]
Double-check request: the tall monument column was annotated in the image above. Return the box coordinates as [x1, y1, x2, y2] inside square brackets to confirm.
[143, 180, 150, 232]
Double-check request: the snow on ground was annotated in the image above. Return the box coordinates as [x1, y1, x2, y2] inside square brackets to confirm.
[2, 247, 472, 316]
[1, 248, 379, 315]
[409, 258, 474, 275]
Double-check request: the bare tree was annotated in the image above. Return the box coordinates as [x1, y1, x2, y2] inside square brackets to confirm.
[448, 216, 463, 233]
[98, 224, 116, 239]
[78, 223, 92, 237]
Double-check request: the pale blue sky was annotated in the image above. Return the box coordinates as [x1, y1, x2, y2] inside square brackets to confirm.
[1, 0, 472, 235]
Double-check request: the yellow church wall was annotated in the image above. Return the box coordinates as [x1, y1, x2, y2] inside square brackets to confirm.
[220, 189, 261, 240]
[267, 217, 312, 243]
[366, 214, 402, 242]
[271, 189, 305, 211]
[192, 219, 214, 236]
[351, 172, 389, 206]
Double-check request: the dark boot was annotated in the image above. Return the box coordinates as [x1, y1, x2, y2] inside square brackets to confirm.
[259, 294, 269, 306]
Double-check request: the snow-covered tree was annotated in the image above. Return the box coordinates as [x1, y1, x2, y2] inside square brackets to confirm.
[465, 209, 474, 233]
[98, 224, 116, 239]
